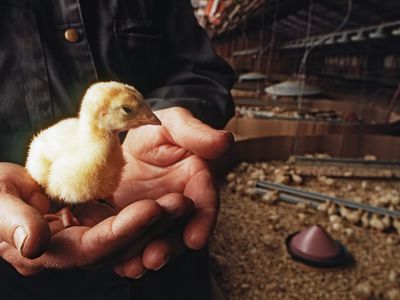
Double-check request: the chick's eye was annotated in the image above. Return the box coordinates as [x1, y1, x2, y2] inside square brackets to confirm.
[121, 106, 133, 114]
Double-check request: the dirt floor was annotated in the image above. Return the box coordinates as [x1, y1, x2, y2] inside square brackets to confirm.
[209, 159, 400, 300]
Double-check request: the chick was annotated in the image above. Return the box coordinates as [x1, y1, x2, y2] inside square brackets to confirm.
[26, 81, 161, 226]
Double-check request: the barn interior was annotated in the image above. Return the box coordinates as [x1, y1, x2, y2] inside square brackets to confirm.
[191, 1, 400, 299]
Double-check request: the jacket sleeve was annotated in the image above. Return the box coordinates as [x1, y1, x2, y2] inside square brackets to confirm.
[145, 0, 237, 129]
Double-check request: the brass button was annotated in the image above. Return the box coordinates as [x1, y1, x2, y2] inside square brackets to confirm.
[64, 28, 79, 43]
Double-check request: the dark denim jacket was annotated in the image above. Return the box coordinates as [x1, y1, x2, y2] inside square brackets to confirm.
[0, 0, 235, 299]
[0, 0, 235, 163]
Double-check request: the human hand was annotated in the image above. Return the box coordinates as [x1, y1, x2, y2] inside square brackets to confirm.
[112, 107, 234, 278]
[0, 163, 194, 276]
[0, 163, 51, 259]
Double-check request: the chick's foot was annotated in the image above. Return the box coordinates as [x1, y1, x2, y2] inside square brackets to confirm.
[44, 207, 80, 229]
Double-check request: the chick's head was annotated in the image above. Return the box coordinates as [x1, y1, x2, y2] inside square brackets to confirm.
[80, 81, 161, 133]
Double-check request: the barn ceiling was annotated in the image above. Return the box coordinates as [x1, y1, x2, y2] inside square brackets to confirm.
[195, 0, 400, 41]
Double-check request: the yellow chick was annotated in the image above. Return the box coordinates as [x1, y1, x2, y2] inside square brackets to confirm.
[26, 81, 160, 209]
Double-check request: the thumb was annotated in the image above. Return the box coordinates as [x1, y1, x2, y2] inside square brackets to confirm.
[0, 191, 50, 259]
[155, 107, 234, 159]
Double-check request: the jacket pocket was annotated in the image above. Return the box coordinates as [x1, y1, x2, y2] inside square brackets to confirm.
[113, 18, 163, 92]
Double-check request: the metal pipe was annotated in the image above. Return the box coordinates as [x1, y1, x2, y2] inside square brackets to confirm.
[256, 180, 400, 218]
[281, 19, 400, 49]
[255, 188, 319, 207]
[289, 155, 400, 167]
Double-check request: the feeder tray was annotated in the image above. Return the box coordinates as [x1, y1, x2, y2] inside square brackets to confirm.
[286, 225, 352, 268]
[233, 47, 263, 57]
[265, 80, 322, 97]
[239, 71, 267, 82]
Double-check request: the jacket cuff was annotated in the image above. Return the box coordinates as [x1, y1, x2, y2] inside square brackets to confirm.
[145, 87, 234, 129]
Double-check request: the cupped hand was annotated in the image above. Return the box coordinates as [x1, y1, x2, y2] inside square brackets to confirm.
[0, 163, 51, 259]
[0, 163, 194, 276]
[112, 107, 234, 278]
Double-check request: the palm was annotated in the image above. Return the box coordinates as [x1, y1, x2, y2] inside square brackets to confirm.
[0, 163, 190, 276]
[0, 198, 165, 275]
[113, 107, 232, 250]
[114, 125, 212, 207]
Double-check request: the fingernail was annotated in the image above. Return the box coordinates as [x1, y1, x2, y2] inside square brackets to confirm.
[220, 130, 234, 142]
[14, 226, 28, 255]
[154, 256, 170, 271]
[114, 265, 125, 277]
[133, 270, 147, 279]
[220, 130, 233, 136]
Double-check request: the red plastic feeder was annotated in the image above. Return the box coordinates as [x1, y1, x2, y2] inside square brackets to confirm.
[286, 225, 352, 268]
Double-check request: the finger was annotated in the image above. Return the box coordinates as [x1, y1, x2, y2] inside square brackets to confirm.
[80, 199, 163, 263]
[48, 219, 65, 235]
[26, 192, 51, 214]
[139, 194, 192, 271]
[114, 256, 146, 279]
[113, 194, 192, 278]
[122, 124, 188, 169]
[155, 108, 234, 159]
[3, 195, 193, 275]
[0, 191, 50, 259]
[142, 229, 186, 270]
[22, 200, 163, 271]
[113, 193, 194, 265]
[183, 169, 218, 250]
[0, 242, 43, 276]
[115, 231, 185, 279]
[72, 200, 117, 227]
[156, 192, 195, 219]
[1, 199, 162, 276]
[0, 163, 51, 214]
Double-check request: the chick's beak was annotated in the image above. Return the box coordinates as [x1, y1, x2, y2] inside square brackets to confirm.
[137, 105, 161, 126]
[147, 114, 162, 126]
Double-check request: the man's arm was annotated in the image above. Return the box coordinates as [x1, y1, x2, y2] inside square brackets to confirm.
[145, 0, 236, 129]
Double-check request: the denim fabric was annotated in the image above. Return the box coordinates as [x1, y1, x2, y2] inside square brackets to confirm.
[0, 0, 234, 299]
[0, 248, 212, 300]
[0, 0, 235, 164]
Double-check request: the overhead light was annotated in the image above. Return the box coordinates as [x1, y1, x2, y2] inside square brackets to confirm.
[265, 80, 323, 97]
[392, 27, 400, 36]
[369, 26, 386, 39]
[337, 33, 349, 43]
[305, 38, 315, 47]
[324, 35, 335, 44]
[351, 30, 366, 42]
